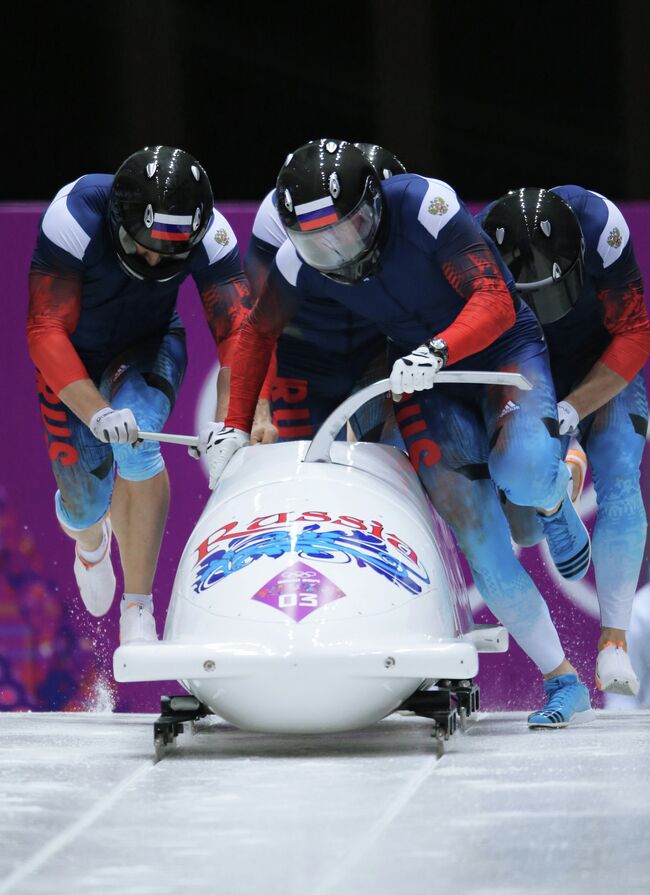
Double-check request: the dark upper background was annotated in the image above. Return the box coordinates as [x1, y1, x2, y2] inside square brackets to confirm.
[2, 0, 650, 204]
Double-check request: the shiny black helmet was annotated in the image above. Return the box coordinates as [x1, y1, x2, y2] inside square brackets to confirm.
[483, 187, 584, 324]
[108, 145, 214, 281]
[354, 142, 407, 180]
[276, 139, 384, 285]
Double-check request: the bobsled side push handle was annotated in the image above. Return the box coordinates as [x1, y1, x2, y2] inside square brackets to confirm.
[304, 372, 533, 464]
[137, 430, 199, 447]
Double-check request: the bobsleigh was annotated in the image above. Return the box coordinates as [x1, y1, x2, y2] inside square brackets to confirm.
[113, 374, 524, 759]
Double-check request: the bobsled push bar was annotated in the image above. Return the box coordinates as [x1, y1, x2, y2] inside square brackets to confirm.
[137, 372, 532, 457]
[305, 372, 531, 462]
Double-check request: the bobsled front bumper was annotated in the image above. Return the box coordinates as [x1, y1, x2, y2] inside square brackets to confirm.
[113, 640, 482, 684]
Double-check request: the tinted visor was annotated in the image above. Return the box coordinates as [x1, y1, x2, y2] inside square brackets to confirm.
[116, 227, 190, 281]
[289, 181, 381, 273]
[518, 262, 583, 325]
[506, 241, 577, 288]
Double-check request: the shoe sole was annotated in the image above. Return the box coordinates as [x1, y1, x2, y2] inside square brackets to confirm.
[595, 675, 640, 697]
[566, 448, 587, 503]
[528, 708, 596, 729]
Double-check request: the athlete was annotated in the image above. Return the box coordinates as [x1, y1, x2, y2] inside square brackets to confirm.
[198, 139, 597, 728]
[27, 145, 269, 645]
[482, 186, 650, 696]
[245, 142, 406, 443]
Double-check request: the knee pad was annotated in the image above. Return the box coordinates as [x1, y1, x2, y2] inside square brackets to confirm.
[113, 440, 165, 482]
[112, 376, 172, 433]
[490, 427, 567, 509]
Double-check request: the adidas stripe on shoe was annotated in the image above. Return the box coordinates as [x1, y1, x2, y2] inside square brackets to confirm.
[528, 673, 595, 729]
[540, 498, 591, 581]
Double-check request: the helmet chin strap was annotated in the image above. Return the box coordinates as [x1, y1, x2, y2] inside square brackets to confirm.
[516, 260, 571, 291]
[116, 252, 144, 280]
[516, 274, 558, 291]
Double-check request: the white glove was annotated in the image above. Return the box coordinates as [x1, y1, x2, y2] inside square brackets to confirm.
[389, 344, 444, 402]
[557, 400, 580, 436]
[189, 422, 250, 490]
[89, 407, 139, 444]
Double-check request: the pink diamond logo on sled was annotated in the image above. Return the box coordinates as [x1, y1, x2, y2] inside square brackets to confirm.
[253, 561, 346, 622]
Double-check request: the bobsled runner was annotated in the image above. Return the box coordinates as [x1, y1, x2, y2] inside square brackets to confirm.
[114, 373, 527, 761]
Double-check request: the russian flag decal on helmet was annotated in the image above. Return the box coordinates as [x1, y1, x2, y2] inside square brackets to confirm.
[151, 212, 193, 242]
[295, 196, 339, 231]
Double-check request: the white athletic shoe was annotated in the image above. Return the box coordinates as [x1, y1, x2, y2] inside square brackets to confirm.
[595, 642, 640, 696]
[566, 447, 587, 503]
[119, 602, 158, 645]
[73, 519, 116, 617]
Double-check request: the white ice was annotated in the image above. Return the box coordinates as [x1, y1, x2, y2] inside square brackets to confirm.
[0, 710, 649, 895]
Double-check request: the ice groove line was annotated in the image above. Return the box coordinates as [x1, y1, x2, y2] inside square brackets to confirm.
[311, 752, 443, 895]
[0, 759, 154, 894]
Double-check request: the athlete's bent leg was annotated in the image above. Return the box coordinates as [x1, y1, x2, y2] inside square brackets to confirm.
[420, 464, 567, 674]
[101, 333, 186, 642]
[110, 470, 170, 595]
[486, 353, 591, 581]
[36, 369, 117, 617]
[396, 388, 592, 726]
[394, 387, 567, 673]
[583, 374, 648, 694]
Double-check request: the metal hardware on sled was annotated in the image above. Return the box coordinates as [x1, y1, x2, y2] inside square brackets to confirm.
[153, 695, 210, 763]
[398, 688, 460, 741]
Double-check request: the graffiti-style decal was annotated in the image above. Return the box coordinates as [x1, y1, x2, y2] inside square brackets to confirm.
[192, 524, 430, 596]
[253, 561, 345, 621]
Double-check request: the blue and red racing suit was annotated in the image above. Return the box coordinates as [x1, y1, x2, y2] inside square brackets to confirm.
[224, 173, 574, 673]
[479, 186, 650, 631]
[28, 174, 254, 529]
[246, 189, 388, 441]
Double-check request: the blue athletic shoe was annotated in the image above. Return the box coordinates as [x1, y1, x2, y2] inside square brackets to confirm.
[527, 673, 596, 729]
[540, 498, 591, 580]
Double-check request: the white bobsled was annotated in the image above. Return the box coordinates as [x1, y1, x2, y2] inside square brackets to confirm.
[114, 375, 519, 737]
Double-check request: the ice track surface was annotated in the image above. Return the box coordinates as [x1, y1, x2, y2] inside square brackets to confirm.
[1, 711, 649, 895]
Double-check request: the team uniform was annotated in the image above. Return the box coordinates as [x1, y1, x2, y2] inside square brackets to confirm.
[246, 189, 388, 441]
[226, 173, 577, 677]
[28, 174, 250, 533]
[481, 186, 650, 636]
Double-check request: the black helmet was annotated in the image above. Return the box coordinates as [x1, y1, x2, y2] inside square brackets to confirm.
[276, 139, 384, 285]
[354, 142, 407, 180]
[483, 187, 584, 324]
[108, 145, 214, 281]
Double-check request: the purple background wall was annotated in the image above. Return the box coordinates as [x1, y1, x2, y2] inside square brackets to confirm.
[1, 201, 648, 713]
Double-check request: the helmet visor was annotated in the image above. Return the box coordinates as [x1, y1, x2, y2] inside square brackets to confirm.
[116, 227, 190, 281]
[518, 261, 583, 325]
[289, 181, 381, 273]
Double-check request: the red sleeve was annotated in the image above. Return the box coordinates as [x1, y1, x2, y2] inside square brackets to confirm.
[597, 279, 650, 381]
[224, 280, 292, 431]
[259, 348, 277, 401]
[27, 270, 89, 393]
[198, 272, 252, 368]
[435, 244, 516, 365]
